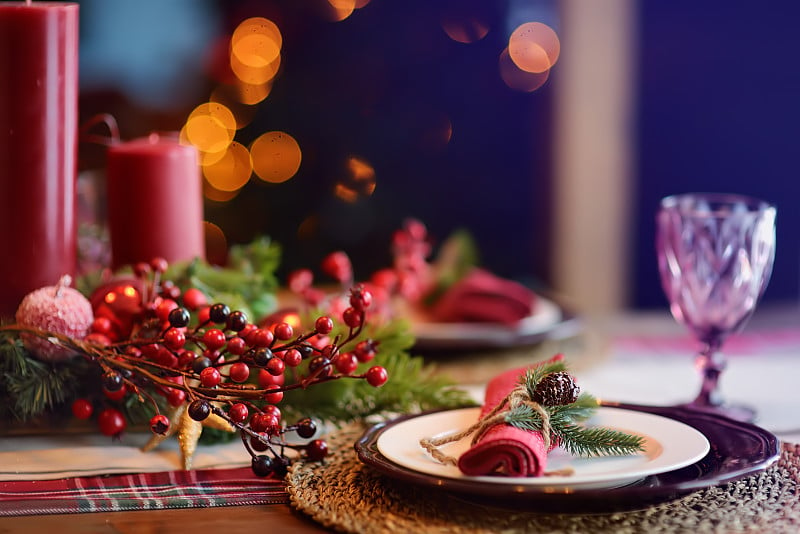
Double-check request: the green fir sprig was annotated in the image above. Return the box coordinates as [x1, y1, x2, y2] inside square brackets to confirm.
[505, 363, 645, 458]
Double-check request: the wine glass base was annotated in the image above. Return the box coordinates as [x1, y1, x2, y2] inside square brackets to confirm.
[678, 401, 756, 423]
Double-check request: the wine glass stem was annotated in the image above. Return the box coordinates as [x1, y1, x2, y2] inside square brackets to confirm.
[692, 341, 726, 408]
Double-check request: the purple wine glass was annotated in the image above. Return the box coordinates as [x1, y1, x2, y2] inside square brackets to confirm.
[656, 193, 776, 421]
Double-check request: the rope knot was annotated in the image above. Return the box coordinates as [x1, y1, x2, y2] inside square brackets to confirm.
[419, 383, 553, 468]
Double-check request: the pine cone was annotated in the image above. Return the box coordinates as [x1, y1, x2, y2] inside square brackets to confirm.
[532, 371, 580, 406]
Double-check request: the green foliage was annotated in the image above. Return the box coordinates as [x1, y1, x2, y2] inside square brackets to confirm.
[0, 340, 93, 421]
[505, 372, 645, 458]
[172, 236, 282, 321]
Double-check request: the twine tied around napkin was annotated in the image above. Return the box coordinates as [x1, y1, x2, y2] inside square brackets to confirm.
[419, 383, 572, 476]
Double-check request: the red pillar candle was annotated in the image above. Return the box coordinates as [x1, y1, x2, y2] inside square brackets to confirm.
[106, 133, 205, 270]
[0, 2, 79, 318]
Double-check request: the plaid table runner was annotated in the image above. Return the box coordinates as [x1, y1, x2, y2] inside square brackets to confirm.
[0, 467, 287, 516]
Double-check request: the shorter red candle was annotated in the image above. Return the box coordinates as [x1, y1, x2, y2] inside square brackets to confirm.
[106, 134, 205, 270]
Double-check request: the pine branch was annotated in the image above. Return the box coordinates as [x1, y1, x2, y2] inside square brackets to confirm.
[553, 424, 645, 457]
[0, 339, 90, 420]
[504, 392, 644, 458]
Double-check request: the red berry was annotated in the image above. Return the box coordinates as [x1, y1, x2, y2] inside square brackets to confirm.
[342, 307, 362, 328]
[250, 412, 279, 433]
[178, 350, 198, 368]
[354, 339, 377, 363]
[266, 356, 285, 376]
[288, 269, 313, 293]
[349, 285, 373, 311]
[365, 366, 388, 387]
[197, 306, 211, 324]
[200, 366, 222, 387]
[226, 336, 247, 355]
[228, 403, 249, 424]
[163, 328, 186, 350]
[90, 316, 114, 335]
[161, 280, 181, 300]
[155, 299, 178, 323]
[71, 398, 93, 419]
[150, 257, 168, 273]
[97, 408, 127, 437]
[283, 348, 302, 367]
[155, 347, 179, 368]
[258, 368, 285, 387]
[321, 251, 352, 283]
[182, 288, 208, 311]
[305, 439, 328, 461]
[141, 343, 160, 359]
[263, 404, 281, 422]
[314, 316, 334, 335]
[273, 322, 293, 341]
[202, 328, 227, 351]
[247, 328, 273, 348]
[334, 352, 358, 375]
[133, 262, 150, 277]
[103, 383, 128, 401]
[149, 414, 170, 435]
[85, 332, 112, 347]
[263, 384, 284, 404]
[229, 361, 250, 382]
[166, 388, 186, 407]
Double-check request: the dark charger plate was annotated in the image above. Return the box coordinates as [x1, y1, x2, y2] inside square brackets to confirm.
[354, 402, 781, 513]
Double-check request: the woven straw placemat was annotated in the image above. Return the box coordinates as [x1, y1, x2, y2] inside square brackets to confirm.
[287, 422, 800, 534]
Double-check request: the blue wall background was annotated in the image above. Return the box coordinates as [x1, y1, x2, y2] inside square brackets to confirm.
[633, 1, 800, 307]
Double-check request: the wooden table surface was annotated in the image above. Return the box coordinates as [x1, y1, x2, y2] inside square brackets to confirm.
[1, 505, 326, 533]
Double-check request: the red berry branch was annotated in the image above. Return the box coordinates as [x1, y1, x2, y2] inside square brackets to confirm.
[1, 258, 388, 478]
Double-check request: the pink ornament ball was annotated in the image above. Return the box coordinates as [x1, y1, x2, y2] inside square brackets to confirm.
[15, 276, 94, 362]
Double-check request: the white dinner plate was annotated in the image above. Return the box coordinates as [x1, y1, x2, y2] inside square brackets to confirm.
[376, 406, 710, 490]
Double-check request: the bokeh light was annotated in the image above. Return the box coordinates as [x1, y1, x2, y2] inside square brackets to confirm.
[233, 80, 273, 105]
[335, 156, 376, 202]
[183, 102, 236, 154]
[327, 0, 356, 21]
[230, 17, 282, 89]
[251, 131, 303, 184]
[231, 17, 282, 61]
[499, 47, 550, 92]
[441, 14, 490, 44]
[203, 180, 239, 203]
[202, 141, 252, 192]
[203, 221, 228, 266]
[508, 22, 560, 74]
[230, 50, 281, 85]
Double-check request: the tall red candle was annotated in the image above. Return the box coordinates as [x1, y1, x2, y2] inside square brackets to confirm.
[0, 2, 79, 318]
[106, 133, 205, 270]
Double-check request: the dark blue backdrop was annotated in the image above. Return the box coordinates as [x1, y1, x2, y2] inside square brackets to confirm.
[633, 1, 800, 307]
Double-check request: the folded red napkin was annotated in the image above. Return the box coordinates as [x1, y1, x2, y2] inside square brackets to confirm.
[457, 355, 563, 477]
[429, 268, 536, 325]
